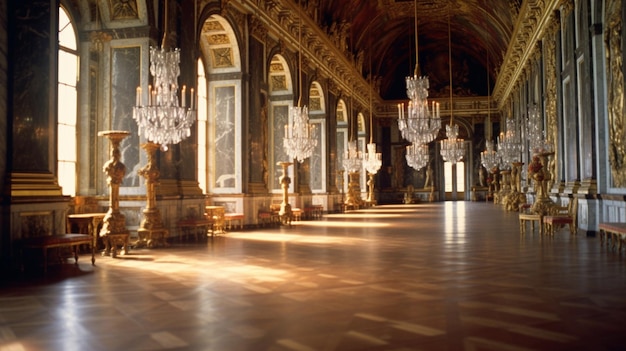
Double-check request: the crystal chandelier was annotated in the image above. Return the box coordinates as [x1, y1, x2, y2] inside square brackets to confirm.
[133, 3, 195, 151]
[397, 0, 441, 146]
[481, 140, 499, 171]
[364, 142, 382, 174]
[284, 105, 317, 162]
[497, 118, 523, 167]
[406, 142, 429, 170]
[343, 140, 362, 173]
[363, 51, 382, 175]
[440, 124, 465, 164]
[527, 103, 553, 155]
[283, 0, 317, 163]
[439, 6, 464, 164]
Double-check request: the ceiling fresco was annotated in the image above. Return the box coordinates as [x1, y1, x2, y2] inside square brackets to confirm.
[317, 0, 520, 100]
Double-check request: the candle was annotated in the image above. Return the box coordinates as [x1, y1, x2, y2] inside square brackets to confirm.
[181, 85, 186, 107]
[136, 86, 141, 106]
[190, 88, 194, 109]
[148, 85, 152, 105]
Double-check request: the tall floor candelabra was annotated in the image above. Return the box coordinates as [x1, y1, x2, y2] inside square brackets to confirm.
[136, 142, 169, 247]
[98, 131, 131, 258]
[277, 161, 293, 225]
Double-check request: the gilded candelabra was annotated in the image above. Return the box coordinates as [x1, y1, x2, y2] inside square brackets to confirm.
[529, 152, 556, 215]
[277, 161, 293, 225]
[98, 130, 131, 257]
[136, 142, 169, 247]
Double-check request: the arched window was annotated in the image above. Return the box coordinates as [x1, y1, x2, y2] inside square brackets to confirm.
[197, 58, 208, 193]
[199, 16, 242, 194]
[357, 112, 367, 193]
[268, 54, 294, 193]
[57, 6, 78, 196]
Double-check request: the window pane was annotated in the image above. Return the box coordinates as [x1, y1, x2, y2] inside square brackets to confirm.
[58, 84, 77, 124]
[58, 124, 76, 161]
[456, 162, 465, 191]
[58, 161, 76, 196]
[59, 8, 76, 50]
[444, 162, 452, 192]
[58, 51, 78, 85]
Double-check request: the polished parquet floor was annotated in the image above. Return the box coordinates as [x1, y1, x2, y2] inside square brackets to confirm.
[1, 202, 625, 351]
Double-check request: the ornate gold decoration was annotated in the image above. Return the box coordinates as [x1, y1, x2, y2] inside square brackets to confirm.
[277, 162, 293, 225]
[108, 0, 139, 20]
[211, 47, 234, 68]
[136, 142, 169, 248]
[605, 0, 626, 187]
[544, 15, 560, 190]
[494, 0, 562, 105]
[98, 130, 130, 257]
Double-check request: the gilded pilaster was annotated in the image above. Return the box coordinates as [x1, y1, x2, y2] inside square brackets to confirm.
[605, 0, 626, 187]
[544, 14, 560, 191]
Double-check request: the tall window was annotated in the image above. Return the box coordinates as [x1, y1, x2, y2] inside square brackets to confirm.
[197, 59, 208, 193]
[309, 82, 326, 193]
[336, 100, 348, 192]
[58, 6, 78, 196]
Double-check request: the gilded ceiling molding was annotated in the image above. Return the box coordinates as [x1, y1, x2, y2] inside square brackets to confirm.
[605, 0, 626, 187]
[230, 0, 372, 109]
[249, 16, 268, 42]
[493, 0, 561, 108]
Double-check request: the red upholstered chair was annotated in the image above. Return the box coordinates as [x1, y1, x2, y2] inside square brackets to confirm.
[543, 197, 578, 236]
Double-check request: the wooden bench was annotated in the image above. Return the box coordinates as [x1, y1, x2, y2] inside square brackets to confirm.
[178, 218, 214, 241]
[304, 205, 323, 220]
[20, 234, 95, 272]
[599, 222, 626, 250]
[224, 213, 244, 230]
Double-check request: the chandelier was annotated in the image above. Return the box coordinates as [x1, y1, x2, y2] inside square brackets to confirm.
[481, 140, 499, 171]
[527, 103, 553, 155]
[284, 105, 316, 162]
[397, 0, 441, 146]
[133, 2, 195, 151]
[343, 140, 362, 173]
[497, 118, 523, 168]
[363, 48, 382, 175]
[364, 143, 382, 174]
[440, 124, 465, 164]
[406, 142, 430, 170]
[439, 5, 464, 164]
[283, 0, 317, 163]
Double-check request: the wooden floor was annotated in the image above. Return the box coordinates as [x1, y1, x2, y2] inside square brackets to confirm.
[1, 202, 625, 351]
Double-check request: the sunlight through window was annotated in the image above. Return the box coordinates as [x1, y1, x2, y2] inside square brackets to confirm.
[57, 7, 78, 196]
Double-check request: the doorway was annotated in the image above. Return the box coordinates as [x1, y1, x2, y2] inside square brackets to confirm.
[444, 161, 465, 201]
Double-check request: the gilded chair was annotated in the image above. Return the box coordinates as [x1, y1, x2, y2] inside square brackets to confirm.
[543, 197, 578, 236]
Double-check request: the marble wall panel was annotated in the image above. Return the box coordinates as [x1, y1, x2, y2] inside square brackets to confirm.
[214, 85, 236, 189]
[272, 104, 290, 191]
[111, 46, 140, 188]
[310, 120, 324, 192]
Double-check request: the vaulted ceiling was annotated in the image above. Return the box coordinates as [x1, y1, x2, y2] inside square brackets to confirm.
[316, 0, 520, 100]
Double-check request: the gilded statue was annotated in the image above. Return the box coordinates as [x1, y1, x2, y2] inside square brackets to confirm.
[606, 0, 626, 187]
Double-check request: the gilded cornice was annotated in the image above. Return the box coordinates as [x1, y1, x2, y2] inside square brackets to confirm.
[493, 0, 561, 108]
[232, 0, 373, 108]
